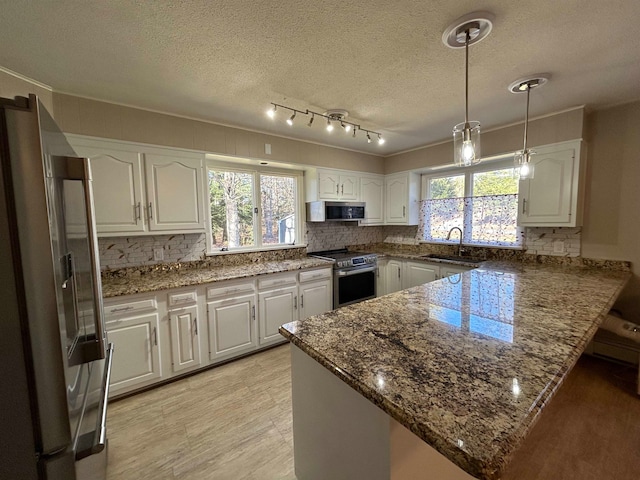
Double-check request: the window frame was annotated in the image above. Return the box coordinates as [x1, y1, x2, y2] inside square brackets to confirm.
[420, 158, 523, 249]
[205, 159, 304, 255]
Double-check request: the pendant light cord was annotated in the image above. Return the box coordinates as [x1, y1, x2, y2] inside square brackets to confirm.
[523, 84, 530, 152]
[464, 30, 470, 125]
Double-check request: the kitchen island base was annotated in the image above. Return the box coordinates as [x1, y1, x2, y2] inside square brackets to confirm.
[291, 345, 476, 480]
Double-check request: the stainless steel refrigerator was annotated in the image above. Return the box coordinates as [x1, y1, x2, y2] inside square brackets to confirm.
[0, 94, 113, 480]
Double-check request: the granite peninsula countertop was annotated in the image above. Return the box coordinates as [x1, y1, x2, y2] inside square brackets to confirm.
[101, 257, 334, 298]
[279, 262, 631, 480]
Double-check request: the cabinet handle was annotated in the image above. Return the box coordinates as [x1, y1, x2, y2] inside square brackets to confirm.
[398, 269, 401, 279]
[134, 202, 141, 223]
[522, 198, 527, 214]
[193, 318, 198, 335]
[111, 306, 133, 313]
[147, 202, 153, 220]
[294, 296, 297, 309]
[252, 305, 256, 321]
[403, 206, 406, 217]
[341, 184, 344, 195]
[173, 297, 192, 305]
[336, 184, 340, 195]
[300, 294, 304, 308]
[152, 327, 157, 346]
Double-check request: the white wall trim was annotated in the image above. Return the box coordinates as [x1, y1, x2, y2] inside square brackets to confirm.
[0, 65, 52, 91]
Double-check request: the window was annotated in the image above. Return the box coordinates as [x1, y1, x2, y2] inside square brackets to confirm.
[207, 164, 301, 252]
[421, 160, 522, 248]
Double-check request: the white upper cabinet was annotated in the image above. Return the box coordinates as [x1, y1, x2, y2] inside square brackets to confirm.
[307, 168, 360, 201]
[66, 135, 206, 236]
[359, 175, 385, 225]
[517, 140, 584, 227]
[144, 152, 205, 231]
[318, 170, 359, 200]
[385, 172, 420, 225]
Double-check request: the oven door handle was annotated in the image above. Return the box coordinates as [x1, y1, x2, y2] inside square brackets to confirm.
[336, 266, 377, 277]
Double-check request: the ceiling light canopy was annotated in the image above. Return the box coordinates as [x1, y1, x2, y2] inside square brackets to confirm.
[443, 12, 494, 167]
[509, 74, 550, 179]
[266, 103, 385, 146]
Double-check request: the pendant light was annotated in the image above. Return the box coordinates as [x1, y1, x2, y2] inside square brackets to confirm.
[443, 12, 494, 167]
[508, 75, 549, 179]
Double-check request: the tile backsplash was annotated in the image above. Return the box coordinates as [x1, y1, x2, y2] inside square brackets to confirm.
[99, 225, 582, 270]
[99, 233, 207, 270]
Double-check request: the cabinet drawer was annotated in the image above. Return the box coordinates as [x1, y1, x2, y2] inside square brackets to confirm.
[207, 282, 255, 299]
[258, 273, 297, 290]
[104, 297, 157, 318]
[168, 290, 197, 307]
[299, 268, 332, 283]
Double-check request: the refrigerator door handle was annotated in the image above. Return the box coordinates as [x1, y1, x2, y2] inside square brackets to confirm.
[76, 343, 114, 460]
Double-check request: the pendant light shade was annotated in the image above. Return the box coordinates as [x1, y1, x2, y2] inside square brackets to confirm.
[443, 12, 494, 167]
[508, 75, 549, 180]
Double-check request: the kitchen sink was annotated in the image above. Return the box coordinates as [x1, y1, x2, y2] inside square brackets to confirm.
[420, 254, 484, 264]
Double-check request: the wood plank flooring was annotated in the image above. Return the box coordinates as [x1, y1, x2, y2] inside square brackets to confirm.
[106, 347, 640, 480]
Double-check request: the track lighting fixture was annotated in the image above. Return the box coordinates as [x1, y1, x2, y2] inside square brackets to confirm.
[508, 75, 549, 180]
[266, 102, 385, 146]
[443, 12, 494, 167]
[326, 118, 334, 132]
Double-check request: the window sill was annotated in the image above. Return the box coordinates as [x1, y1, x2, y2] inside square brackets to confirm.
[206, 243, 307, 256]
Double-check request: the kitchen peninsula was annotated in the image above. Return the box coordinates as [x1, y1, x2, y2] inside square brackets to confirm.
[280, 262, 631, 480]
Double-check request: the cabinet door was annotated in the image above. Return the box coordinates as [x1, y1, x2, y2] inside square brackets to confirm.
[385, 176, 408, 224]
[106, 312, 161, 395]
[168, 305, 201, 373]
[376, 261, 386, 297]
[145, 153, 206, 231]
[440, 265, 471, 280]
[258, 286, 297, 346]
[318, 171, 341, 199]
[385, 260, 403, 294]
[360, 176, 384, 225]
[86, 149, 145, 234]
[518, 146, 576, 226]
[404, 261, 438, 289]
[300, 280, 332, 320]
[207, 294, 256, 361]
[339, 174, 359, 200]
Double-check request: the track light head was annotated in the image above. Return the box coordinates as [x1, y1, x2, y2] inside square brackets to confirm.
[307, 114, 314, 127]
[326, 118, 334, 132]
[286, 111, 296, 126]
[344, 124, 352, 133]
[352, 127, 356, 138]
[267, 104, 277, 118]
[366, 132, 372, 143]
[377, 134, 385, 145]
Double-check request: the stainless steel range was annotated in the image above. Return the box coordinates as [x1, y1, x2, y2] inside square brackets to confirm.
[309, 249, 377, 309]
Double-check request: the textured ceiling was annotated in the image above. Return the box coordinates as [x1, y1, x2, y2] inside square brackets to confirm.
[0, 0, 638, 155]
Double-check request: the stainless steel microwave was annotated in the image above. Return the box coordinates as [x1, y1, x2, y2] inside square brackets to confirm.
[306, 201, 366, 222]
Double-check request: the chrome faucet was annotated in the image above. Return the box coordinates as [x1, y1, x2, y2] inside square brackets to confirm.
[446, 227, 464, 257]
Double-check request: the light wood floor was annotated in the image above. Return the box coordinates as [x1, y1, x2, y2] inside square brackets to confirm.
[106, 346, 640, 480]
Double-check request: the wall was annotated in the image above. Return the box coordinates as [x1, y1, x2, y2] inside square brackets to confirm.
[582, 100, 640, 321]
[0, 67, 53, 114]
[52, 93, 384, 174]
[384, 108, 585, 173]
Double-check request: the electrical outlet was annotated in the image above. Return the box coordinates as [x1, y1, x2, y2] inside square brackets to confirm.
[553, 240, 565, 254]
[153, 247, 164, 261]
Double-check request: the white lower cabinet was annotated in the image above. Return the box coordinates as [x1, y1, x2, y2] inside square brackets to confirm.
[207, 293, 257, 361]
[168, 305, 202, 373]
[299, 269, 332, 320]
[385, 259, 403, 294]
[104, 267, 333, 396]
[105, 308, 161, 396]
[379, 258, 474, 296]
[376, 260, 387, 297]
[404, 261, 438, 289]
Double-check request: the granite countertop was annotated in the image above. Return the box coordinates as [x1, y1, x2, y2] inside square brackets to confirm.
[279, 262, 631, 480]
[101, 257, 334, 298]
